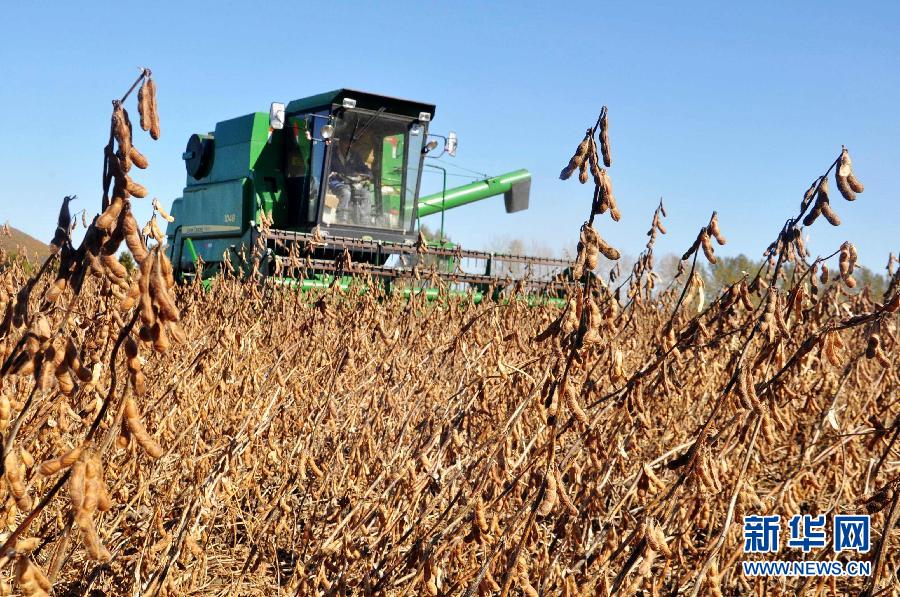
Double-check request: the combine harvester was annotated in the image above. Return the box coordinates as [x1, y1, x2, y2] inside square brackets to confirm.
[165, 89, 570, 301]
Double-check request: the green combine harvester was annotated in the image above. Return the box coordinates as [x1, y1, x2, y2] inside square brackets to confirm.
[165, 89, 570, 298]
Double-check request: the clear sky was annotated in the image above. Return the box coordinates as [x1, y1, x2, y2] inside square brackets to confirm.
[1, 1, 897, 271]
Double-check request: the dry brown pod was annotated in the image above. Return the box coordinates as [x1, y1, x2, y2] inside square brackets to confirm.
[836, 167, 856, 202]
[802, 177, 826, 226]
[119, 280, 141, 312]
[123, 220, 148, 264]
[74, 453, 112, 562]
[707, 213, 726, 245]
[571, 248, 587, 280]
[124, 337, 141, 373]
[578, 159, 589, 184]
[11, 352, 36, 376]
[599, 108, 611, 167]
[872, 346, 890, 368]
[125, 178, 148, 199]
[5, 451, 32, 511]
[151, 321, 171, 352]
[150, 252, 180, 323]
[581, 295, 602, 345]
[560, 129, 592, 180]
[77, 514, 112, 562]
[123, 397, 164, 458]
[138, 253, 156, 327]
[146, 77, 161, 140]
[588, 138, 604, 186]
[131, 370, 147, 396]
[138, 77, 152, 132]
[96, 196, 125, 232]
[14, 557, 51, 597]
[0, 394, 10, 432]
[160, 251, 177, 289]
[839, 248, 850, 276]
[152, 198, 175, 223]
[820, 199, 841, 226]
[44, 278, 67, 304]
[597, 237, 620, 260]
[563, 378, 588, 425]
[802, 178, 819, 208]
[68, 458, 86, 513]
[654, 212, 667, 234]
[836, 146, 864, 199]
[138, 325, 153, 343]
[736, 366, 764, 414]
[865, 334, 879, 359]
[55, 364, 75, 395]
[597, 168, 621, 221]
[100, 252, 128, 281]
[111, 172, 132, 202]
[882, 293, 900, 313]
[62, 343, 83, 380]
[82, 455, 101, 514]
[700, 229, 717, 264]
[838, 241, 858, 288]
[39, 445, 84, 476]
[584, 244, 599, 272]
[149, 215, 165, 243]
[35, 352, 57, 391]
[802, 204, 821, 227]
[130, 146, 149, 169]
[646, 521, 672, 558]
[682, 230, 702, 261]
[816, 177, 836, 225]
[111, 103, 131, 162]
[536, 468, 558, 516]
[96, 471, 112, 513]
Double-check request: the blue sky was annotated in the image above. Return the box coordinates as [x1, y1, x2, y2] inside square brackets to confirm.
[1, 1, 897, 271]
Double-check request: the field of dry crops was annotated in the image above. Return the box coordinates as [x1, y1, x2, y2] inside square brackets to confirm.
[1, 239, 898, 596]
[0, 73, 898, 596]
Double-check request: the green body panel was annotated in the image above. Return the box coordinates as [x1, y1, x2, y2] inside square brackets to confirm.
[189, 113, 273, 186]
[177, 179, 249, 237]
[417, 169, 530, 218]
[167, 178, 253, 270]
[166, 112, 282, 234]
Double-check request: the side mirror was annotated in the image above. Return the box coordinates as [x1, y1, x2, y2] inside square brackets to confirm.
[446, 131, 458, 157]
[269, 102, 286, 130]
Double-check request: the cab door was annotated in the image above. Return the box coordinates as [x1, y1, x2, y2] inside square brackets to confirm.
[283, 110, 328, 229]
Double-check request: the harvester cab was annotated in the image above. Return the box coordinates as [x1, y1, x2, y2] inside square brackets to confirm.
[166, 89, 569, 297]
[280, 91, 432, 239]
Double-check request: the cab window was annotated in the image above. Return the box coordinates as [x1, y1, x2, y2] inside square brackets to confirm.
[322, 109, 424, 231]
